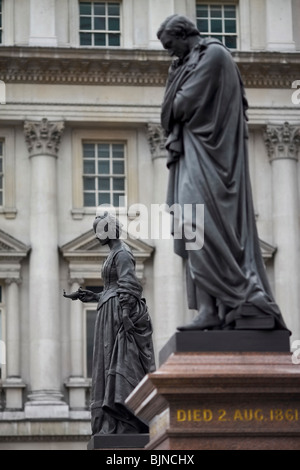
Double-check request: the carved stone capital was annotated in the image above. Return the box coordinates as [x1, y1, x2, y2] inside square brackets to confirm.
[264, 122, 300, 162]
[147, 123, 167, 160]
[69, 278, 85, 287]
[5, 277, 22, 286]
[24, 118, 65, 158]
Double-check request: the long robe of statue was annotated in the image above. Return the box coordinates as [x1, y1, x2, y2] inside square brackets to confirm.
[161, 36, 287, 330]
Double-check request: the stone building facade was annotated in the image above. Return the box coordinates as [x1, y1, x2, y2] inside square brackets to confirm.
[0, 0, 299, 449]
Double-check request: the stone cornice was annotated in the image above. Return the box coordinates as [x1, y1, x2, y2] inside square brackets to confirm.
[0, 46, 299, 88]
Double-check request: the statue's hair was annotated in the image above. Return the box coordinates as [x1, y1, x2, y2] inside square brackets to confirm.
[93, 212, 122, 239]
[157, 15, 200, 40]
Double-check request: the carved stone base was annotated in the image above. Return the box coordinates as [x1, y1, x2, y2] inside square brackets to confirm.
[159, 330, 290, 365]
[126, 333, 300, 450]
[87, 434, 149, 451]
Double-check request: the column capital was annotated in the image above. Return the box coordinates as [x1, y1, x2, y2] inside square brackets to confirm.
[264, 122, 300, 162]
[24, 118, 65, 158]
[147, 123, 167, 160]
[69, 278, 85, 287]
[5, 277, 22, 286]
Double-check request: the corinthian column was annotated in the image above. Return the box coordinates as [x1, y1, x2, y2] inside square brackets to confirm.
[147, 124, 185, 354]
[24, 118, 68, 418]
[264, 122, 300, 338]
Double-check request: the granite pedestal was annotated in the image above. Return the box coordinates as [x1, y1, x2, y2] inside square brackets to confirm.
[126, 330, 300, 450]
[87, 433, 149, 450]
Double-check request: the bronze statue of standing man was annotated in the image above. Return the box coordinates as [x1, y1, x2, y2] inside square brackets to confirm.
[157, 15, 288, 332]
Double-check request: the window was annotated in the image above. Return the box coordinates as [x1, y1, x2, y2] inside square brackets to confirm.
[0, 142, 3, 206]
[196, 3, 238, 49]
[0, 0, 2, 44]
[85, 309, 97, 378]
[83, 142, 126, 208]
[79, 1, 121, 47]
[72, 129, 137, 219]
[0, 285, 4, 380]
[84, 285, 103, 378]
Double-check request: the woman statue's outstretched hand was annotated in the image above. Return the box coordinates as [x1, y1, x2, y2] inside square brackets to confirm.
[63, 287, 99, 303]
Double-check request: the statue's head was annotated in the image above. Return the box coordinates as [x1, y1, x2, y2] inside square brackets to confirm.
[157, 15, 200, 60]
[93, 212, 122, 245]
[157, 15, 200, 41]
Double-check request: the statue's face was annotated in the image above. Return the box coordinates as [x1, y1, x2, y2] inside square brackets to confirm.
[160, 31, 190, 59]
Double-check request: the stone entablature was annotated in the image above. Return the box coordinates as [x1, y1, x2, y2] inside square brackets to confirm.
[0, 47, 299, 89]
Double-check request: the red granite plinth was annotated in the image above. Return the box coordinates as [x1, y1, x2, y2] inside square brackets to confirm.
[126, 337, 300, 450]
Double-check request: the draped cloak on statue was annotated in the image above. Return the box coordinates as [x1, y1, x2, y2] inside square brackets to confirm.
[161, 37, 287, 329]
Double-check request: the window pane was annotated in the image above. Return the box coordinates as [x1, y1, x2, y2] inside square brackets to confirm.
[113, 193, 124, 207]
[0, 309, 2, 378]
[95, 33, 106, 46]
[224, 6, 236, 18]
[80, 16, 92, 30]
[0, 142, 3, 154]
[113, 161, 124, 175]
[94, 3, 106, 15]
[80, 33, 92, 46]
[225, 36, 237, 49]
[86, 310, 97, 378]
[0, 159, 2, 173]
[108, 3, 120, 16]
[80, 2, 92, 15]
[98, 193, 111, 205]
[113, 178, 125, 191]
[83, 143, 95, 158]
[210, 6, 222, 18]
[212, 35, 223, 43]
[225, 20, 236, 34]
[108, 34, 120, 46]
[0, 190, 2, 206]
[196, 5, 208, 17]
[84, 160, 95, 174]
[211, 20, 222, 33]
[98, 161, 110, 174]
[84, 192, 96, 207]
[94, 17, 106, 30]
[98, 144, 110, 158]
[112, 144, 124, 159]
[98, 177, 110, 191]
[108, 18, 120, 31]
[83, 177, 95, 191]
[198, 19, 208, 33]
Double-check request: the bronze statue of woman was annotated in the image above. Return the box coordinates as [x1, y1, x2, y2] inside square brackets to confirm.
[64, 213, 155, 435]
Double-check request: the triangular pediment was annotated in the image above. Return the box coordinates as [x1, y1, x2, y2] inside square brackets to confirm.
[0, 229, 30, 256]
[259, 239, 276, 259]
[60, 229, 154, 262]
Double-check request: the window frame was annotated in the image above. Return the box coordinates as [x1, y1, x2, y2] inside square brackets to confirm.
[83, 306, 97, 379]
[0, 141, 3, 208]
[79, 0, 122, 48]
[83, 141, 127, 209]
[0, 0, 3, 45]
[0, 128, 17, 219]
[72, 128, 138, 219]
[0, 284, 6, 381]
[196, 1, 240, 50]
